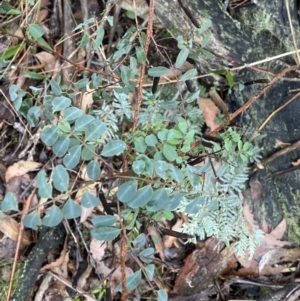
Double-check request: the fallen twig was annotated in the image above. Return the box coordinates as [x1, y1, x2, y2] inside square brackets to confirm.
[208, 65, 298, 136]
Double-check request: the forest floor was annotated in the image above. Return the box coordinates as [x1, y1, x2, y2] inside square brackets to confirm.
[0, 1, 300, 301]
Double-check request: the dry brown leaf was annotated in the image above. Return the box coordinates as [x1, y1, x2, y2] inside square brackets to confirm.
[237, 204, 290, 276]
[164, 219, 183, 248]
[90, 238, 107, 262]
[0, 215, 31, 245]
[248, 173, 263, 202]
[5, 174, 31, 202]
[259, 264, 286, 276]
[80, 206, 94, 224]
[35, 52, 57, 72]
[34, 273, 53, 301]
[147, 225, 165, 262]
[0, 236, 18, 259]
[208, 90, 228, 115]
[34, 51, 61, 79]
[80, 85, 94, 112]
[75, 184, 98, 201]
[37, 197, 48, 216]
[97, 263, 133, 292]
[259, 247, 300, 269]
[90, 238, 133, 291]
[198, 97, 219, 131]
[40, 238, 68, 271]
[5, 160, 41, 182]
[77, 264, 93, 290]
[159, 61, 194, 83]
[120, 0, 163, 27]
[268, 218, 288, 240]
[41, 0, 51, 7]
[243, 204, 290, 256]
[274, 138, 291, 149]
[11, 28, 24, 45]
[38, 9, 49, 23]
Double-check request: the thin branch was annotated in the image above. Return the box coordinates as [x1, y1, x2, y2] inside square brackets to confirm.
[258, 91, 300, 132]
[285, 0, 300, 65]
[133, 0, 155, 129]
[207, 65, 298, 136]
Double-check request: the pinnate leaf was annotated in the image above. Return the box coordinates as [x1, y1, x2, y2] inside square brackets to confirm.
[128, 185, 153, 208]
[52, 165, 69, 192]
[23, 212, 42, 230]
[180, 68, 197, 81]
[148, 66, 170, 77]
[29, 24, 44, 39]
[101, 140, 126, 157]
[145, 264, 155, 281]
[139, 248, 154, 263]
[52, 135, 69, 158]
[117, 180, 137, 203]
[50, 79, 62, 95]
[145, 134, 158, 146]
[63, 145, 81, 169]
[81, 192, 100, 208]
[116, 270, 142, 292]
[91, 227, 121, 241]
[63, 107, 83, 122]
[158, 289, 168, 301]
[85, 120, 106, 140]
[165, 192, 181, 210]
[42, 205, 63, 227]
[91, 215, 117, 227]
[62, 199, 81, 219]
[75, 115, 95, 131]
[41, 125, 59, 146]
[86, 160, 101, 179]
[162, 144, 177, 161]
[1, 192, 18, 212]
[36, 170, 52, 198]
[175, 47, 189, 68]
[52, 96, 71, 112]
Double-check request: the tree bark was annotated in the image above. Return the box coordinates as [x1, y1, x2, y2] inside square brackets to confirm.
[155, 0, 300, 243]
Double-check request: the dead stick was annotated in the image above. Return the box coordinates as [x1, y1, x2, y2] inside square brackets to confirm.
[258, 139, 300, 169]
[208, 65, 298, 136]
[133, 0, 155, 129]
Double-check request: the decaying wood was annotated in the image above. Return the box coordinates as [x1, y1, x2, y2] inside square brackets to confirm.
[173, 238, 234, 296]
[11, 224, 66, 301]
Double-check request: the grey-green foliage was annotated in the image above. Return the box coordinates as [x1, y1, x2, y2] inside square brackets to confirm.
[119, 115, 263, 256]
[177, 129, 263, 256]
[2, 19, 264, 257]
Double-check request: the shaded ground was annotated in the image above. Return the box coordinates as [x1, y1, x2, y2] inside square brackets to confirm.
[1, 0, 300, 301]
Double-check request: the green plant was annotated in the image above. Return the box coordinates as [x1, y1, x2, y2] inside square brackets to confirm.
[0, 15, 263, 299]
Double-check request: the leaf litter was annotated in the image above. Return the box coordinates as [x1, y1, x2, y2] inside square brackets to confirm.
[0, 0, 296, 300]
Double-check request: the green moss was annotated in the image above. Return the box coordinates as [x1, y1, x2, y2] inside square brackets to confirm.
[282, 202, 300, 243]
[0, 260, 22, 301]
